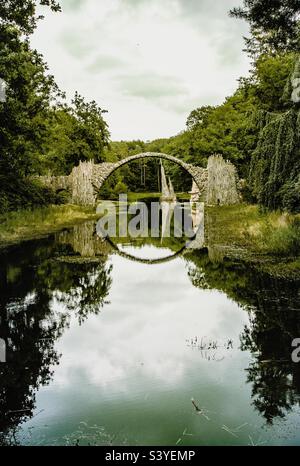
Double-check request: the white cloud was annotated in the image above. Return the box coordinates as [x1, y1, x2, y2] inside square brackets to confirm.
[50, 249, 250, 390]
[31, 0, 250, 140]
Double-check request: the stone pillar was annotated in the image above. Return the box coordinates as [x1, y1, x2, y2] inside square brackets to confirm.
[206, 155, 240, 205]
[186, 164, 208, 197]
[70, 160, 96, 206]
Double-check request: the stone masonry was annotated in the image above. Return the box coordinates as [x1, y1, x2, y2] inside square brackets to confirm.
[37, 152, 240, 206]
[205, 155, 240, 205]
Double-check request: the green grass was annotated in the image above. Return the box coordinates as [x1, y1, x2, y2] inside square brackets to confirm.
[0, 204, 99, 247]
[254, 217, 300, 256]
[118, 192, 191, 202]
[127, 192, 161, 202]
[207, 204, 300, 255]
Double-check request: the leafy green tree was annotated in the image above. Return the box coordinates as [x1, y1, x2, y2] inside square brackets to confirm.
[0, 25, 64, 211]
[244, 53, 300, 211]
[70, 92, 110, 163]
[0, 26, 61, 176]
[104, 140, 146, 161]
[186, 106, 216, 131]
[249, 53, 296, 111]
[0, 0, 61, 34]
[249, 108, 300, 211]
[230, 0, 300, 55]
[0, 1, 63, 211]
[184, 89, 257, 176]
[41, 94, 110, 174]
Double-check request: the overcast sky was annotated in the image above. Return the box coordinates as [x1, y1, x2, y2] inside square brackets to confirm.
[31, 0, 250, 141]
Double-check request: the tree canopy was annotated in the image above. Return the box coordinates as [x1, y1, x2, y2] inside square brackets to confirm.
[0, 0, 61, 34]
[230, 0, 300, 54]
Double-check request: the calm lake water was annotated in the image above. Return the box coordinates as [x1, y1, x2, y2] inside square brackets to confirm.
[1, 216, 300, 446]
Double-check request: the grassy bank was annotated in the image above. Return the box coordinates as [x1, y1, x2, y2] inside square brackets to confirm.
[206, 204, 300, 277]
[0, 204, 99, 248]
[126, 192, 190, 202]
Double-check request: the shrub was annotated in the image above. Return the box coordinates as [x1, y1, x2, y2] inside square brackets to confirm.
[259, 217, 300, 256]
[114, 181, 128, 196]
[0, 173, 62, 214]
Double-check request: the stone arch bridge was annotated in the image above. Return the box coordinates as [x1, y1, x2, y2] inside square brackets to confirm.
[38, 152, 240, 206]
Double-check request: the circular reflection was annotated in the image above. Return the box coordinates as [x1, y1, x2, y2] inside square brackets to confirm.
[105, 236, 189, 265]
[95, 197, 205, 264]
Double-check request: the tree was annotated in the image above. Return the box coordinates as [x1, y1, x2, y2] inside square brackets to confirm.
[245, 53, 300, 211]
[250, 53, 296, 111]
[186, 106, 216, 131]
[230, 3, 300, 211]
[230, 0, 300, 55]
[183, 89, 257, 176]
[41, 94, 110, 175]
[249, 107, 300, 211]
[70, 92, 110, 164]
[0, 26, 61, 176]
[0, 1, 64, 211]
[0, 0, 61, 35]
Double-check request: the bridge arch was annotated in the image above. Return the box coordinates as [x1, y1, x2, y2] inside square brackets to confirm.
[91, 152, 208, 198]
[37, 153, 240, 206]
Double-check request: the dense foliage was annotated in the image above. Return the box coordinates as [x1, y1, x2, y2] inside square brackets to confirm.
[230, 0, 300, 55]
[0, 25, 60, 177]
[0, 0, 61, 34]
[40, 93, 110, 175]
[250, 108, 300, 211]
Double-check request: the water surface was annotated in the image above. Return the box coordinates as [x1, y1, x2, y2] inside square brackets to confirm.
[0, 220, 300, 446]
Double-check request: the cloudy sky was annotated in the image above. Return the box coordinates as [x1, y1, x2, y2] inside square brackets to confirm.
[31, 0, 250, 141]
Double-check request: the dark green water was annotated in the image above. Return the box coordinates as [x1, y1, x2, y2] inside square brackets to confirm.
[0, 220, 300, 446]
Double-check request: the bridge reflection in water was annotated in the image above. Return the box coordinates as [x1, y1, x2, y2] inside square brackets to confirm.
[57, 201, 205, 265]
